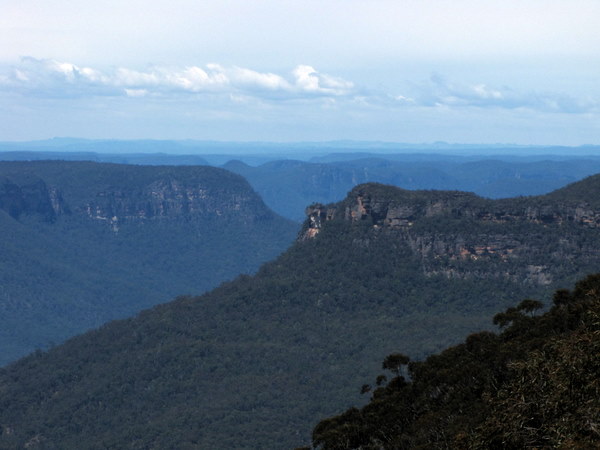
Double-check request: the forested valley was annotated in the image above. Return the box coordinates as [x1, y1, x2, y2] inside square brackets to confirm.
[0, 161, 297, 364]
[2, 174, 600, 448]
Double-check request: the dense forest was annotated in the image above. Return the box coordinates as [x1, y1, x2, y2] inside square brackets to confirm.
[311, 274, 600, 449]
[0, 161, 297, 364]
[2, 177, 600, 447]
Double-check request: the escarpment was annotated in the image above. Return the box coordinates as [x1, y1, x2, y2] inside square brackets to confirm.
[0, 175, 68, 221]
[0, 160, 297, 365]
[80, 179, 262, 232]
[302, 180, 600, 286]
[0, 161, 271, 231]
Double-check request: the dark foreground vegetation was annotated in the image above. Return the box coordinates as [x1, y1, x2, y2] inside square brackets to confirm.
[312, 274, 600, 449]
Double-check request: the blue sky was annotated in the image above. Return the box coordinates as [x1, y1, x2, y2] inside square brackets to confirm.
[1, 0, 599, 144]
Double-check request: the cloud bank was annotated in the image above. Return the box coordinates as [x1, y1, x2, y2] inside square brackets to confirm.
[1, 57, 597, 115]
[413, 74, 598, 114]
[1, 57, 355, 101]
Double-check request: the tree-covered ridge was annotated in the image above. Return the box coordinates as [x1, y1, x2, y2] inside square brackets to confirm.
[2, 177, 600, 447]
[0, 160, 260, 215]
[314, 175, 600, 230]
[0, 161, 297, 365]
[304, 179, 600, 289]
[544, 171, 600, 208]
[312, 274, 600, 449]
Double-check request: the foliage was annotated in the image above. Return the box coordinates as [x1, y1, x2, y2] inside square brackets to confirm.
[2, 177, 600, 447]
[312, 275, 600, 449]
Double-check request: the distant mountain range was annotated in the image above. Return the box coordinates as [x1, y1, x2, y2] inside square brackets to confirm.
[224, 156, 600, 220]
[0, 161, 297, 365]
[3, 138, 600, 155]
[4, 140, 600, 222]
[2, 176, 600, 448]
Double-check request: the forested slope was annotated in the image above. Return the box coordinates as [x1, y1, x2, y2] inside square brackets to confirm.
[312, 274, 600, 449]
[2, 177, 600, 447]
[0, 161, 297, 364]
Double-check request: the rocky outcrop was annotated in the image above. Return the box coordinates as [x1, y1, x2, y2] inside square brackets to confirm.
[303, 184, 600, 235]
[301, 183, 600, 286]
[340, 190, 600, 229]
[301, 204, 337, 240]
[0, 163, 267, 234]
[0, 176, 68, 221]
[80, 179, 259, 232]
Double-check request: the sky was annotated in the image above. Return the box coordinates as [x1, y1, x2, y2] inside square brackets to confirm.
[1, 0, 599, 145]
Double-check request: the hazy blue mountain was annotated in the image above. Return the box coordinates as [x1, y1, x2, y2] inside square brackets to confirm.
[224, 157, 600, 221]
[0, 150, 210, 166]
[4, 139, 600, 222]
[3, 138, 600, 160]
[0, 161, 297, 365]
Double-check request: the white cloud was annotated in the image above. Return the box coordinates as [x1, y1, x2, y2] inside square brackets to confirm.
[407, 74, 599, 113]
[14, 69, 29, 82]
[114, 68, 161, 87]
[292, 65, 319, 92]
[124, 89, 148, 97]
[1, 57, 597, 115]
[1, 58, 358, 101]
[228, 66, 289, 91]
[291, 65, 354, 95]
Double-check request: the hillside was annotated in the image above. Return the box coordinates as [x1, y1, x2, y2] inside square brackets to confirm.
[312, 274, 600, 449]
[0, 161, 297, 365]
[2, 177, 600, 448]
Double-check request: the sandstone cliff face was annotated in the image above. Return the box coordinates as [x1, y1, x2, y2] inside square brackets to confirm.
[306, 188, 600, 231]
[0, 176, 68, 221]
[302, 184, 600, 286]
[79, 179, 260, 232]
[1, 166, 265, 233]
